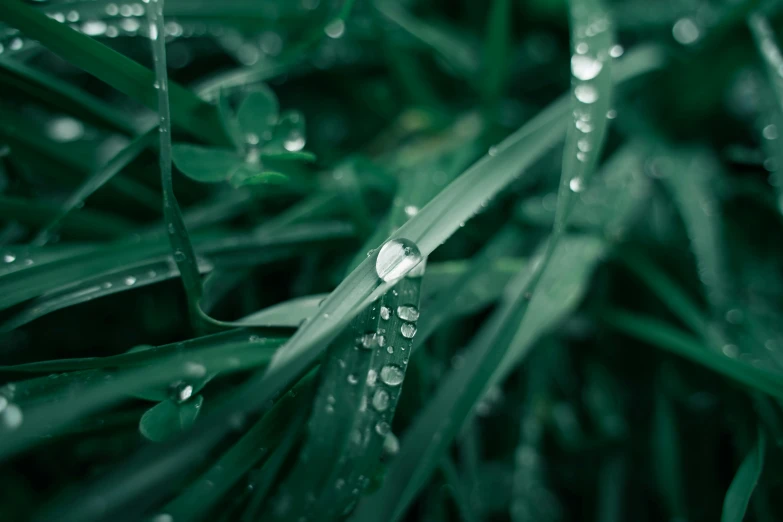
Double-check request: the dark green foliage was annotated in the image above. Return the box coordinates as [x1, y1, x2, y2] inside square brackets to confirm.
[0, 0, 782, 521]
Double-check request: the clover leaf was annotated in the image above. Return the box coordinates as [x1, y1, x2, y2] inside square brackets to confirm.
[171, 85, 315, 188]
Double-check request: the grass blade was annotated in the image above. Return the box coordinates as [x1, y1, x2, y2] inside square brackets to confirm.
[721, 429, 766, 522]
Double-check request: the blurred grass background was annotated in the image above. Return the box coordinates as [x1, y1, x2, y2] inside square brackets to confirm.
[0, 0, 782, 521]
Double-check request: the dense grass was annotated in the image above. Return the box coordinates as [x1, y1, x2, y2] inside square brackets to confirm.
[0, 0, 782, 521]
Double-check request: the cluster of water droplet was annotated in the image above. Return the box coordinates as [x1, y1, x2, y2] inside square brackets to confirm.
[0, 384, 23, 432]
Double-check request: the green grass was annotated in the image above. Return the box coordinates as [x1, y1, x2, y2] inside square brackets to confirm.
[0, 0, 782, 521]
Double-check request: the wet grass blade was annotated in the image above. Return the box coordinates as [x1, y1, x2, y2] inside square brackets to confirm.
[0, 0, 231, 146]
[721, 429, 766, 522]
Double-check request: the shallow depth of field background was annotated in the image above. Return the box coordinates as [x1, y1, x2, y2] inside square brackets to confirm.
[0, 0, 782, 521]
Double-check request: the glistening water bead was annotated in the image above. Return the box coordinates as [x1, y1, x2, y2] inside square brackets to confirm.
[375, 238, 423, 283]
[380, 365, 404, 386]
[396, 305, 419, 322]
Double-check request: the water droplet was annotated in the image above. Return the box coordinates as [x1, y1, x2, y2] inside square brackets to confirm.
[82, 20, 108, 36]
[377, 335, 386, 347]
[347, 374, 358, 385]
[0, 403, 23, 430]
[47, 117, 84, 143]
[577, 139, 592, 152]
[673, 18, 700, 45]
[725, 309, 743, 324]
[575, 42, 588, 54]
[124, 276, 137, 286]
[359, 333, 379, 349]
[577, 151, 587, 162]
[606, 109, 617, 119]
[386, 346, 394, 354]
[149, 23, 158, 40]
[172, 382, 194, 403]
[380, 306, 391, 320]
[609, 45, 624, 58]
[382, 433, 399, 457]
[722, 344, 739, 358]
[400, 323, 417, 339]
[569, 177, 585, 192]
[2, 254, 15, 263]
[366, 369, 377, 386]
[375, 421, 390, 436]
[380, 365, 404, 386]
[324, 19, 345, 39]
[375, 238, 423, 283]
[66, 10, 80, 22]
[763, 124, 778, 140]
[106, 3, 120, 16]
[173, 250, 186, 262]
[184, 362, 206, 377]
[396, 305, 419, 322]
[151, 514, 173, 522]
[372, 389, 390, 412]
[284, 134, 306, 152]
[571, 55, 603, 81]
[335, 478, 345, 490]
[404, 205, 419, 217]
[576, 119, 593, 133]
[574, 84, 598, 104]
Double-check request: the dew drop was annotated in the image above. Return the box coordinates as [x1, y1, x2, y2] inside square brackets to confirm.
[372, 389, 390, 412]
[574, 84, 598, 104]
[359, 333, 379, 349]
[763, 124, 778, 140]
[106, 3, 120, 16]
[47, 117, 84, 143]
[396, 305, 419, 322]
[149, 23, 158, 40]
[606, 109, 617, 119]
[347, 374, 358, 385]
[124, 276, 137, 286]
[284, 134, 306, 152]
[609, 45, 624, 58]
[569, 177, 585, 193]
[380, 306, 391, 320]
[673, 17, 700, 45]
[380, 365, 404, 386]
[173, 250, 186, 262]
[375, 421, 390, 436]
[375, 238, 423, 283]
[184, 361, 206, 377]
[400, 323, 417, 339]
[571, 55, 603, 81]
[82, 20, 108, 36]
[324, 19, 345, 39]
[404, 205, 419, 217]
[383, 432, 399, 455]
[366, 369, 377, 386]
[172, 382, 194, 403]
[722, 344, 739, 358]
[0, 403, 23, 430]
[2, 254, 15, 263]
[575, 42, 588, 54]
[151, 514, 174, 522]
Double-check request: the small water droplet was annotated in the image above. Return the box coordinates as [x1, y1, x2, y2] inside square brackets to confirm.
[124, 276, 137, 286]
[571, 55, 603, 81]
[722, 344, 739, 358]
[375, 421, 390, 436]
[380, 365, 404, 386]
[569, 177, 585, 192]
[284, 134, 306, 152]
[324, 19, 345, 39]
[375, 239, 423, 283]
[359, 333, 379, 349]
[172, 382, 194, 403]
[151, 514, 173, 522]
[763, 124, 778, 140]
[347, 374, 358, 385]
[372, 389, 390, 412]
[404, 205, 419, 217]
[380, 306, 391, 320]
[0, 403, 23, 430]
[609, 45, 624, 58]
[106, 3, 119, 16]
[173, 250, 186, 262]
[606, 109, 617, 119]
[48, 117, 84, 143]
[335, 478, 345, 490]
[184, 361, 206, 377]
[366, 369, 377, 386]
[149, 23, 158, 40]
[673, 17, 700, 45]
[2, 254, 15, 263]
[396, 305, 419, 322]
[574, 84, 598, 104]
[82, 20, 108, 36]
[725, 309, 743, 324]
[400, 323, 417, 339]
[577, 139, 592, 152]
[66, 10, 80, 22]
[575, 42, 588, 54]
[383, 432, 399, 455]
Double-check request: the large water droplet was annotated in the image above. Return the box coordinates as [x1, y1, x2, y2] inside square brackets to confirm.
[284, 134, 306, 152]
[571, 55, 603, 81]
[396, 305, 419, 322]
[0, 403, 23, 430]
[2, 254, 15, 263]
[400, 323, 417, 339]
[82, 20, 108, 36]
[372, 389, 390, 412]
[574, 84, 598, 104]
[380, 365, 404, 386]
[375, 238, 423, 283]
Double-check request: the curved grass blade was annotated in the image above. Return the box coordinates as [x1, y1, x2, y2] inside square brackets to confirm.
[602, 309, 783, 399]
[0, 243, 99, 278]
[481, 0, 512, 107]
[721, 429, 766, 522]
[749, 12, 783, 215]
[0, 195, 134, 239]
[147, 0, 204, 332]
[160, 373, 315, 522]
[139, 394, 204, 442]
[32, 127, 159, 245]
[0, 58, 137, 135]
[0, 0, 231, 146]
